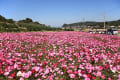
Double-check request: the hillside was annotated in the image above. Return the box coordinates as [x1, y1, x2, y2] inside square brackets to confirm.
[0, 15, 62, 32]
[62, 20, 120, 29]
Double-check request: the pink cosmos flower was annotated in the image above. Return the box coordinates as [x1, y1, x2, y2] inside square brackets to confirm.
[45, 69, 49, 74]
[35, 73, 39, 77]
[69, 74, 75, 78]
[22, 71, 32, 78]
[101, 75, 105, 79]
[32, 66, 40, 72]
[85, 77, 90, 80]
[96, 71, 101, 76]
[14, 63, 18, 69]
[78, 72, 82, 76]
[118, 78, 120, 80]
[74, 71, 78, 74]
[108, 77, 111, 80]
[48, 76, 53, 80]
[4, 72, 9, 76]
[20, 77, 24, 80]
[118, 74, 120, 78]
[98, 66, 103, 71]
[24, 73, 30, 78]
[42, 75, 46, 78]
[67, 70, 72, 73]
[37, 78, 41, 80]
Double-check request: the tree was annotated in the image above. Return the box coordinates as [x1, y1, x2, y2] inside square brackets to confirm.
[18, 18, 33, 23]
[25, 18, 33, 23]
[0, 15, 6, 22]
[62, 24, 68, 29]
[7, 19, 14, 23]
[34, 21, 40, 24]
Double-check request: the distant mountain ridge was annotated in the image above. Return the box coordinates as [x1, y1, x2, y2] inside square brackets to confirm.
[62, 20, 120, 29]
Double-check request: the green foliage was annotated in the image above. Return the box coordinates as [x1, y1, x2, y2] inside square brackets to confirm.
[7, 19, 14, 23]
[34, 21, 40, 24]
[62, 20, 120, 29]
[0, 15, 62, 32]
[0, 15, 6, 22]
[106, 47, 114, 54]
[18, 18, 33, 23]
[118, 47, 120, 52]
[64, 28, 74, 31]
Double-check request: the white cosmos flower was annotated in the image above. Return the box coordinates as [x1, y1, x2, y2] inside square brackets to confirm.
[17, 71, 22, 76]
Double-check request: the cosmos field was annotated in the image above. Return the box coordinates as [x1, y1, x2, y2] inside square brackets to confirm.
[0, 32, 120, 80]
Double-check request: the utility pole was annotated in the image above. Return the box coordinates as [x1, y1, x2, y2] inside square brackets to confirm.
[83, 17, 85, 22]
[104, 13, 106, 31]
[82, 17, 85, 28]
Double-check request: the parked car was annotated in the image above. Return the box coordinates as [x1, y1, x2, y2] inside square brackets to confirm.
[107, 29, 118, 35]
[101, 31, 107, 34]
[88, 31, 93, 33]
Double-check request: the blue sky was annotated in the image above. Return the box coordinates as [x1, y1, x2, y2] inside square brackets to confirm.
[0, 0, 120, 27]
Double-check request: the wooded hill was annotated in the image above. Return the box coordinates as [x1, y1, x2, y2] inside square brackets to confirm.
[62, 20, 120, 29]
[0, 15, 62, 32]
